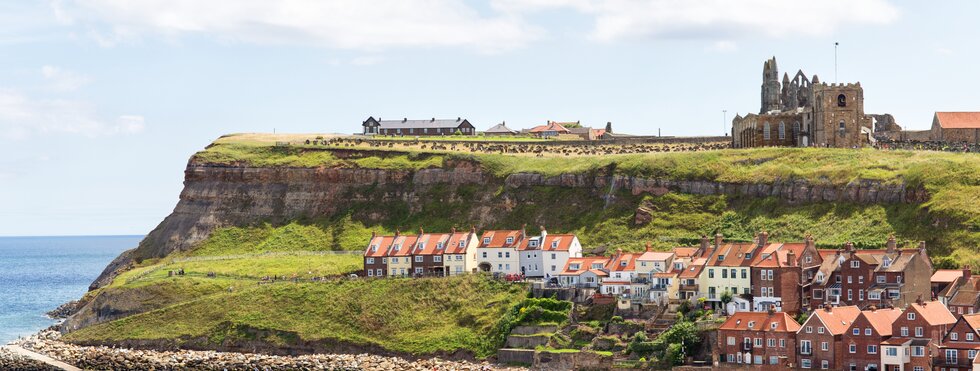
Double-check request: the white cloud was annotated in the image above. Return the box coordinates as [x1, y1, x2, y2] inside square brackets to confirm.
[0, 89, 144, 140]
[706, 40, 738, 53]
[493, 0, 898, 42]
[41, 65, 92, 91]
[53, 0, 543, 53]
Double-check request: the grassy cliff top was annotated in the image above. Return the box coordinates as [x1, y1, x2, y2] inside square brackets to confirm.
[195, 133, 980, 187]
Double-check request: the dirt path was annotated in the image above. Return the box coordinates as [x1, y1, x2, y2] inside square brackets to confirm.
[1, 345, 81, 371]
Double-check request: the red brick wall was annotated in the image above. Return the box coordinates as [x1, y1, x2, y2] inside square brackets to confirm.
[717, 329, 797, 367]
[797, 316, 841, 370]
[841, 315, 885, 371]
[363, 256, 387, 277]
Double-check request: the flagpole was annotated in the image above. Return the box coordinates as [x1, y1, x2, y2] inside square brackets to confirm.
[835, 42, 839, 83]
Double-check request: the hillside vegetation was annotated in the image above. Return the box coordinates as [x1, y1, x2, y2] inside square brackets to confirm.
[66, 275, 525, 357]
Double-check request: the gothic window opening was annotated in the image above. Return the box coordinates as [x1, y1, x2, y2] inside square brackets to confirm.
[837, 94, 847, 107]
[778, 122, 786, 140]
[839, 120, 846, 135]
[763, 122, 771, 141]
[794, 121, 801, 136]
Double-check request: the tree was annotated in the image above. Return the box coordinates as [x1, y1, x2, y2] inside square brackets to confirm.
[720, 290, 733, 315]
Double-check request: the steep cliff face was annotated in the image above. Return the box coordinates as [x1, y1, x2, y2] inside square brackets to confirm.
[90, 153, 929, 290]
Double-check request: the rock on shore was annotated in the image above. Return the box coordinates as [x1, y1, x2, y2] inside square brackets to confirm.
[0, 348, 61, 371]
[16, 331, 526, 371]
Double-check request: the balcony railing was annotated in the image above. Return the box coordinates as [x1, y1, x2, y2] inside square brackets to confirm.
[631, 277, 651, 284]
[650, 284, 668, 291]
[680, 284, 698, 291]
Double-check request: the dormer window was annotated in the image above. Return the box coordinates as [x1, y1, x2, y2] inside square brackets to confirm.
[393, 244, 401, 251]
[591, 263, 603, 269]
[551, 240, 559, 248]
[771, 322, 778, 330]
[747, 321, 755, 329]
[529, 240, 539, 248]
[883, 257, 892, 268]
[717, 255, 725, 261]
[417, 243, 425, 251]
[436, 242, 444, 250]
[459, 241, 465, 247]
[570, 264, 580, 270]
[908, 313, 915, 320]
[483, 237, 490, 245]
[370, 245, 378, 252]
[745, 253, 753, 259]
[851, 261, 859, 268]
[506, 237, 514, 244]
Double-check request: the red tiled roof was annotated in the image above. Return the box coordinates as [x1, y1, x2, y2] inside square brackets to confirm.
[719, 312, 801, 332]
[480, 230, 523, 248]
[388, 235, 418, 257]
[413, 233, 451, 256]
[882, 337, 911, 345]
[910, 301, 957, 326]
[638, 251, 674, 262]
[962, 313, 980, 332]
[750, 243, 806, 268]
[860, 308, 903, 337]
[529, 122, 570, 133]
[936, 112, 980, 129]
[706, 243, 756, 267]
[561, 257, 609, 276]
[811, 306, 861, 335]
[443, 232, 474, 255]
[364, 235, 394, 257]
[607, 253, 640, 272]
[933, 269, 966, 283]
[679, 258, 706, 278]
[673, 247, 699, 258]
[518, 234, 577, 252]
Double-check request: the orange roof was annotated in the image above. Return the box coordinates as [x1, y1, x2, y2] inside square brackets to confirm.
[679, 258, 706, 278]
[706, 243, 756, 267]
[811, 306, 861, 335]
[529, 122, 570, 133]
[936, 112, 980, 129]
[413, 233, 452, 256]
[364, 234, 419, 257]
[962, 313, 980, 332]
[750, 243, 806, 268]
[561, 257, 609, 276]
[607, 253, 640, 272]
[719, 312, 801, 332]
[653, 272, 678, 278]
[443, 232, 474, 255]
[932, 269, 966, 283]
[910, 301, 957, 326]
[480, 230, 523, 248]
[518, 234, 577, 252]
[860, 308, 903, 337]
[638, 251, 674, 262]
[673, 247, 699, 258]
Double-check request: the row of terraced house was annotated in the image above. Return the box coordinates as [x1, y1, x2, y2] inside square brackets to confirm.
[559, 232, 934, 316]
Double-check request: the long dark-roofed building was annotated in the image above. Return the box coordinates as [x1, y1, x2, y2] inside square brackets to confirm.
[362, 116, 476, 136]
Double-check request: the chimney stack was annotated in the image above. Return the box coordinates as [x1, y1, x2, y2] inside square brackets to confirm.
[418, 227, 424, 236]
[805, 234, 815, 250]
[824, 303, 832, 312]
[371, 231, 376, 239]
[646, 242, 652, 252]
[470, 225, 477, 234]
[395, 228, 401, 237]
[786, 249, 796, 266]
[886, 234, 897, 253]
[700, 235, 710, 251]
[759, 231, 769, 247]
[916, 295, 924, 305]
[918, 241, 927, 253]
[965, 266, 972, 281]
[768, 304, 776, 315]
[715, 233, 723, 248]
[845, 242, 855, 252]
[451, 226, 456, 234]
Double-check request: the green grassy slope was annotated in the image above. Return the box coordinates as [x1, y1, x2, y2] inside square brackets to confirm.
[66, 275, 525, 357]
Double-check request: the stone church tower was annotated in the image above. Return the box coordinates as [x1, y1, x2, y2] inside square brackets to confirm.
[760, 57, 781, 114]
[811, 83, 871, 147]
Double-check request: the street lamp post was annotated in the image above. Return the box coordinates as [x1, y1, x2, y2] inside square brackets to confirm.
[723, 110, 728, 136]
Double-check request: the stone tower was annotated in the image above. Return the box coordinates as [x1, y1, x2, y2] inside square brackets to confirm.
[760, 57, 781, 114]
[811, 82, 871, 147]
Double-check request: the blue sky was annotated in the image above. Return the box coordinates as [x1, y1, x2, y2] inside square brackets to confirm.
[1, 1, 977, 236]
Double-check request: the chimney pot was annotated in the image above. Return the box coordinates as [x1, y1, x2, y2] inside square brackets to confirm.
[964, 266, 972, 281]
[714, 233, 723, 248]
[645, 242, 652, 252]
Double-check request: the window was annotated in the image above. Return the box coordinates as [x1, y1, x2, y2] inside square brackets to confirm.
[481, 252, 487, 258]
[382, 257, 387, 264]
[821, 341, 828, 351]
[722, 269, 728, 279]
[885, 347, 897, 356]
[847, 289, 852, 300]
[769, 356, 778, 365]
[952, 332, 959, 341]
[851, 261, 859, 268]
[764, 122, 771, 140]
[838, 120, 846, 135]
[709, 269, 714, 278]
[847, 275, 852, 283]
[483, 237, 490, 244]
[806, 326, 813, 334]
[802, 359, 812, 368]
[865, 328, 872, 336]
[821, 360, 828, 369]
[946, 349, 958, 364]
[968, 333, 975, 341]
[505, 237, 514, 244]
[800, 340, 812, 354]
[414, 256, 423, 262]
[768, 338, 776, 347]
[529, 240, 538, 248]
[912, 346, 924, 357]
[367, 269, 374, 277]
[877, 275, 885, 283]
[366, 258, 375, 264]
[778, 122, 786, 140]
[505, 252, 511, 258]
[742, 269, 747, 279]
[433, 256, 442, 263]
[459, 241, 465, 247]
[837, 94, 847, 107]
[858, 276, 864, 283]
[901, 327, 908, 336]
[779, 339, 785, 347]
[867, 345, 877, 354]
[818, 327, 825, 334]
[370, 244, 378, 252]
[852, 328, 860, 335]
[551, 265, 556, 272]
[859, 290, 864, 300]
[912, 368, 923, 371]
[908, 313, 916, 320]
[375, 268, 382, 276]
[915, 327, 923, 337]
[414, 267, 423, 274]
[849, 343, 856, 353]
[869, 291, 880, 300]
[436, 242, 443, 250]
[392, 257, 399, 263]
[727, 354, 734, 363]
[727, 336, 736, 345]
[970, 350, 978, 360]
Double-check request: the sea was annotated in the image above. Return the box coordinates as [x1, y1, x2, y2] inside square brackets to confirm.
[0, 235, 141, 344]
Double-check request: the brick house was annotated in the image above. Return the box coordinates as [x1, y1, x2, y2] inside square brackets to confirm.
[411, 229, 453, 276]
[441, 227, 479, 276]
[841, 307, 903, 371]
[880, 300, 956, 371]
[796, 305, 861, 370]
[750, 234, 823, 314]
[717, 309, 801, 369]
[930, 112, 980, 144]
[386, 234, 417, 277]
[362, 232, 418, 277]
[810, 237, 932, 310]
[939, 270, 980, 317]
[938, 313, 980, 370]
[934, 269, 967, 304]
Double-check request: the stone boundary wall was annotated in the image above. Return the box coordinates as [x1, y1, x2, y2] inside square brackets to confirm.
[348, 136, 731, 147]
[496, 349, 534, 365]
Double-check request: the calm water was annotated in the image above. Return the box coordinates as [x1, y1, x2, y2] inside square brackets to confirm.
[0, 235, 140, 344]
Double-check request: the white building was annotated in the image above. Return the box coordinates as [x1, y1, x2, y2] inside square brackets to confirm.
[477, 230, 523, 275]
[559, 257, 609, 288]
[518, 228, 582, 279]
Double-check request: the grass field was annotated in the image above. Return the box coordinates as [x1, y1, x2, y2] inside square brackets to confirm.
[66, 275, 526, 357]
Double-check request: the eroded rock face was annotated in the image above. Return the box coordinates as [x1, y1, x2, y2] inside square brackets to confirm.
[90, 158, 928, 292]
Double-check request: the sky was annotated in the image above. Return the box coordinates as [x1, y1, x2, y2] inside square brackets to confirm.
[1, 0, 978, 236]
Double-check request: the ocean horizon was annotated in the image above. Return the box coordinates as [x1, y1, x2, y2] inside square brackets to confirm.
[0, 235, 141, 344]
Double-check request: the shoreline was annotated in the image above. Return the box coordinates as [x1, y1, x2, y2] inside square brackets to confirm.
[6, 331, 528, 371]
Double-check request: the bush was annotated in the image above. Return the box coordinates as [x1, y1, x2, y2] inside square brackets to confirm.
[610, 315, 624, 324]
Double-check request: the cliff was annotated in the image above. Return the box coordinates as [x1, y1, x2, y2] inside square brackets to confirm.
[91, 149, 931, 290]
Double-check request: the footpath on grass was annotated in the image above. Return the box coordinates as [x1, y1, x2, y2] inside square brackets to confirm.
[0, 344, 80, 371]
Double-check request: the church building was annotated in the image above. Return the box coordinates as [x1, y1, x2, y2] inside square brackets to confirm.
[731, 57, 873, 148]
